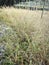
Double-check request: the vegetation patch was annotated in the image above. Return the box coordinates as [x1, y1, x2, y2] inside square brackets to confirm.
[0, 7, 49, 65]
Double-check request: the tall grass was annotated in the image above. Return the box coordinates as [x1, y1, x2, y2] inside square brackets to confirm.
[0, 7, 49, 65]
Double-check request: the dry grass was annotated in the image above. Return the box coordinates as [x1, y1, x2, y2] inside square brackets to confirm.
[0, 7, 49, 65]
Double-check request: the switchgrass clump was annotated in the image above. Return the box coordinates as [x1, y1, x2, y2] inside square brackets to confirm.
[0, 7, 49, 65]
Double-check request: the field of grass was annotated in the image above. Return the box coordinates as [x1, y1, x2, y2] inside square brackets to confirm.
[0, 7, 49, 65]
